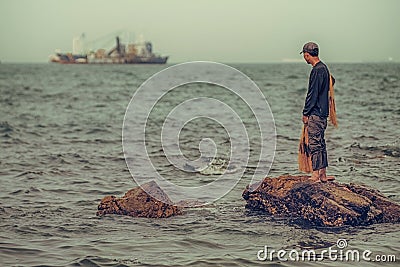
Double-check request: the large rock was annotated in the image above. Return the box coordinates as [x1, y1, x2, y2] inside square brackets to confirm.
[242, 175, 400, 227]
[97, 181, 182, 218]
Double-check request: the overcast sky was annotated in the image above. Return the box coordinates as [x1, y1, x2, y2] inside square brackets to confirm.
[0, 0, 399, 63]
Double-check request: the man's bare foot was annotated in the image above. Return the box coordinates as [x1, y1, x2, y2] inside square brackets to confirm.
[309, 177, 320, 183]
[309, 171, 320, 182]
[319, 168, 328, 183]
[327, 176, 335, 181]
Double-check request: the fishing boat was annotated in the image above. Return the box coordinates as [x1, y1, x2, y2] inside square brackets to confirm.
[50, 34, 168, 64]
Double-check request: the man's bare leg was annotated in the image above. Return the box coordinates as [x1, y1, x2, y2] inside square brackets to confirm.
[319, 168, 335, 182]
[309, 170, 320, 182]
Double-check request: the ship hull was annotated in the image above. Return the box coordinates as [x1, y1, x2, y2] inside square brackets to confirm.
[126, 56, 169, 64]
[87, 56, 168, 64]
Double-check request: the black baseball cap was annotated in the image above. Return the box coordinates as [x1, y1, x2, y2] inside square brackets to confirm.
[300, 42, 319, 56]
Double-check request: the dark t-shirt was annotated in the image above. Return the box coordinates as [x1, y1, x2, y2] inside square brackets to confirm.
[302, 61, 330, 118]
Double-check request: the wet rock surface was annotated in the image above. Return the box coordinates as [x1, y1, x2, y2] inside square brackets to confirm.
[242, 175, 400, 227]
[97, 181, 182, 218]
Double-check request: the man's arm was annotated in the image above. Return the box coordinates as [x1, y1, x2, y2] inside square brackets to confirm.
[303, 70, 319, 116]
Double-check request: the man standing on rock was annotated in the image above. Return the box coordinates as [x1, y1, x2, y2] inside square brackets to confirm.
[300, 42, 334, 182]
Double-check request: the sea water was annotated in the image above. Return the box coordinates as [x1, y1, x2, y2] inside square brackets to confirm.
[0, 63, 399, 266]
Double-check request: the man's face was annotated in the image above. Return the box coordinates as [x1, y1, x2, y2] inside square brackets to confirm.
[303, 52, 312, 64]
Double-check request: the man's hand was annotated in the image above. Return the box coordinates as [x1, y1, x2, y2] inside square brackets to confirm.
[302, 115, 309, 124]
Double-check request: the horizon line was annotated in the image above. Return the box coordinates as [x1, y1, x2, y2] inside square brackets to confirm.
[1, 60, 399, 64]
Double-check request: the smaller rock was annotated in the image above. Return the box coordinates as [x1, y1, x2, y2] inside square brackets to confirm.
[97, 181, 182, 218]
